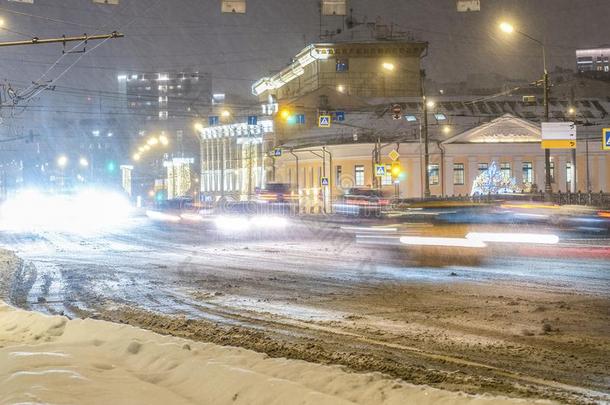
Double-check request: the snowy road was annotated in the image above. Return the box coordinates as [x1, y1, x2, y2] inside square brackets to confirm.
[0, 216, 609, 403]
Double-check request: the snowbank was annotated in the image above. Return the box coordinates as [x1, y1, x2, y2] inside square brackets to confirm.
[0, 301, 543, 405]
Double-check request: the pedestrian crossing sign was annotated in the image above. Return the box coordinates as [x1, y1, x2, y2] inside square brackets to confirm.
[321, 177, 329, 186]
[604, 128, 610, 151]
[375, 164, 386, 177]
[318, 115, 331, 128]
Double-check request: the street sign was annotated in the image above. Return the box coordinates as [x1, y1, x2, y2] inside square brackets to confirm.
[321, 177, 329, 186]
[318, 115, 331, 128]
[388, 149, 400, 161]
[541, 122, 576, 149]
[541, 140, 576, 149]
[273, 148, 282, 157]
[247, 115, 257, 125]
[375, 164, 386, 177]
[335, 111, 345, 121]
[603, 128, 610, 151]
[209, 116, 219, 126]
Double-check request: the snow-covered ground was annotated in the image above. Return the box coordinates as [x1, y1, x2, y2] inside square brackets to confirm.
[0, 301, 543, 405]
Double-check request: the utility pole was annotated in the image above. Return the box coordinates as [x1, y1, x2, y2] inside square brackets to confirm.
[420, 69, 431, 198]
[543, 69, 553, 199]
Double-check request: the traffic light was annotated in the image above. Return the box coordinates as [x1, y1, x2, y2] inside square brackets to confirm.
[391, 162, 402, 179]
[106, 161, 117, 173]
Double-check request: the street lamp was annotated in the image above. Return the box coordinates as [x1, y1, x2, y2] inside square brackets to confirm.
[382, 62, 395, 71]
[79, 157, 89, 167]
[57, 155, 68, 168]
[499, 21, 552, 199]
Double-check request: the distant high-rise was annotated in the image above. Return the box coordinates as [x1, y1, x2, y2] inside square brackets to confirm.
[576, 47, 610, 73]
[118, 71, 212, 121]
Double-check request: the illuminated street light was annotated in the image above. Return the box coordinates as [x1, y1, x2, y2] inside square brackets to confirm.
[159, 135, 169, 146]
[194, 122, 204, 132]
[221, 110, 231, 118]
[568, 107, 576, 115]
[57, 155, 68, 168]
[79, 157, 89, 167]
[133, 153, 141, 161]
[499, 19, 553, 199]
[336, 84, 345, 93]
[144, 145, 151, 151]
[147, 137, 159, 146]
[499, 22, 514, 33]
[382, 62, 395, 71]
[426, 100, 436, 109]
[138, 146, 145, 153]
[443, 125, 451, 134]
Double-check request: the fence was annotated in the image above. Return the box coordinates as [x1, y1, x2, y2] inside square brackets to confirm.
[394, 191, 610, 208]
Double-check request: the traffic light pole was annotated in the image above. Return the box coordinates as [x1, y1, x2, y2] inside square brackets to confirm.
[420, 69, 431, 198]
[543, 70, 553, 199]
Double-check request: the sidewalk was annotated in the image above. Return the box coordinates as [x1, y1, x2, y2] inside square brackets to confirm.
[0, 301, 543, 405]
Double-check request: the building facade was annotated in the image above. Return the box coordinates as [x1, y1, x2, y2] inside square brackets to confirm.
[576, 47, 610, 73]
[252, 41, 427, 101]
[273, 114, 610, 211]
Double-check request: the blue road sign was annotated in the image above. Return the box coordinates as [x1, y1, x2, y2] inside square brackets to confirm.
[604, 128, 610, 151]
[335, 111, 345, 121]
[318, 115, 331, 128]
[375, 164, 386, 177]
[248, 115, 258, 125]
[321, 177, 329, 186]
[209, 116, 219, 126]
[274, 148, 282, 157]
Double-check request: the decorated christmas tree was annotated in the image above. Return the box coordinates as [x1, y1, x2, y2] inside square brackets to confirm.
[471, 161, 520, 196]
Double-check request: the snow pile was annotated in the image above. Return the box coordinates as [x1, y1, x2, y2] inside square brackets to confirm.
[0, 301, 542, 405]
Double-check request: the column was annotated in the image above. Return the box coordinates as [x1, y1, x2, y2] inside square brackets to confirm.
[410, 157, 421, 198]
[468, 157, 478, 191]
[444, 156, 454, 197]
[535, 156, 545, 191]
[513, 157, 523, 184]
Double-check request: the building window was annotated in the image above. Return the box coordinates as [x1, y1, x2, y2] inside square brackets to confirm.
[550, 161, 555, 183]
[159, 110, 168, 120]
[336, 59, 349, 72]
[522, 162, 533, 184]
[381, 165, 393, 186]
[355, 165, 365, 186]
[478, 163, 488, 175]
[428, 164, 439, 185]
[336, 165, 342, 184]
[566, 163, 572, 187]
[453, 163, 464, 185]
[500, 162, 511, 179]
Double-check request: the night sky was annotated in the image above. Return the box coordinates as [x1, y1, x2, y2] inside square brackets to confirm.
[0, 0, 609, 99]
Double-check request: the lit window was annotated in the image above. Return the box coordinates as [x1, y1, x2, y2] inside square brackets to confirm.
[500, 162, 511, 179]
[336, 59, 349, 72]
[355, 165, 365, 186]
[381, 165, 393, 186]
[428, 164, 439, 185]
[159, 111, 168, 120]
[453, 163, 464, 185]
[522, 162, 533, 184]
